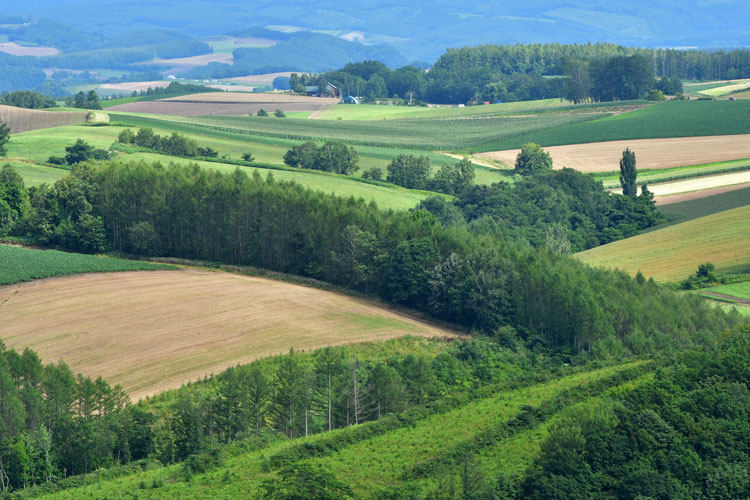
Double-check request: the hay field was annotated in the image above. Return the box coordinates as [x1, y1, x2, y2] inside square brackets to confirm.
[0, 41, 59, 56]
[657, 183, 750, 205]
[478, 135, 750, 172]
[225, 72, 295, 85]
[608, 171, 750, 198]
[0, 105, 85, 133]
[0, 270, 456, 399]
[107, 92, 337, 116]
[576, 205, 750, 282]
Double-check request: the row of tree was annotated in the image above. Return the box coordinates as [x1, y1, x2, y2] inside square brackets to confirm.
[117, 127, 218, 158]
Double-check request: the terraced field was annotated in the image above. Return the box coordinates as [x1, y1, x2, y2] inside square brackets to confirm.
[576, 205, 750, 282]
[0, 269, 456, 400]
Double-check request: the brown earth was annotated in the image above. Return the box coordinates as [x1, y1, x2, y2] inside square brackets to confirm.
[107, 92, 339, 116]
[0, 270, 456, 400]
[0, 41, 59, 56]
[478, 135, 750, 172]
[0, 105, 85, 133]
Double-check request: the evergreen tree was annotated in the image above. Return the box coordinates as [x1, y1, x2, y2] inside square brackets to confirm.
[0, 120, 9, 156]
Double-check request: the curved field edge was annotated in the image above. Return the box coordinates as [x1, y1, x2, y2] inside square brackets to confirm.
[0, 244, 171, 285]
[28, 361, 650, 500]
[0, 269, 458, 400]
[471, 100, 750, 152]
[575, 205, 750, 282]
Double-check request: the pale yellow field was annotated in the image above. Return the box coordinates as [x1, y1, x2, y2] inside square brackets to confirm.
[610, 171, 750, 197]
[0, 41, 59, 56]
[0, 270, 456, 400]
[225, 72, 296, 85]
[163, 92, 339, 104]
[98, 81, 171, 92]
[576, 206, 750, 282]
[478, 135, 750, 172]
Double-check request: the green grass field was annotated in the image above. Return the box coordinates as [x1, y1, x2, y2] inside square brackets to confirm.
[0, 244, 170, 285]
[702, 282, 750, 300]
[593, 159, 750, 189]
[576, 205, 750, 282]
[2, 161, 68, 186]
[4, 126, 121, 163]
[118, 152, 433, 210]
[473, 100, 750, 151]
[698, 81, 750, 97]
[147, 112, 604, 150]
[29, 362, 647, 500]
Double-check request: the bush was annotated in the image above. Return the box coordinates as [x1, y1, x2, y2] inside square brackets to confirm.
[242, 152, 255, 162]
[274, 109, 287, 118]
[257, 108, 269, 117]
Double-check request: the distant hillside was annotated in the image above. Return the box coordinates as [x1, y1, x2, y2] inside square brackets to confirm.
[2, 0, 749, 61]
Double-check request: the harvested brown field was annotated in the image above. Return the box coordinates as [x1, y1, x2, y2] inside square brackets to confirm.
[225, 72, 296, 85]
[107, 92, 338, 116]
[0, 105, 85, 133]
[0, 41, 59, 56]
[136, 53, 234, 75]
[0, 270, 456, 400]
[656, 182, 750, 205]
[478, 135, 750, 172]
[98, 80, 171, 92]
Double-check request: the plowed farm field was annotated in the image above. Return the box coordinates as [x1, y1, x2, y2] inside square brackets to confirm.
[478, 135, 750, 172]
[0, 270, 456, 400]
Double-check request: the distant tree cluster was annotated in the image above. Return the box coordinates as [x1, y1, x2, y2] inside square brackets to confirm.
[48, 138, 110, 166]
[0, 119, 9, 156]
[284, 140, 359, 174]
[386, 155, 475, 195]
[128, 81, 219, 98]
[1, 90, 56, 109]
[420, 164, 662, 251]
[65, 90, 101, 110]
[117, 127, 218, 158]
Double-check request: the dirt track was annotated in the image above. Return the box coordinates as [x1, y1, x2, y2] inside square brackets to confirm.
[0, 270, 455, 400]
[478, 135, 750, 172]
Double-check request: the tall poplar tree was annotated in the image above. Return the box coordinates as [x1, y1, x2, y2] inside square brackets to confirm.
[619, 148, 638, 198]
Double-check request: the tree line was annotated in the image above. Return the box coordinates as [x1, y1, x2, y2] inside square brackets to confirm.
[2, 161, 737, 356]
[304, 43, 750, 104]
[116, 127, 218, 158]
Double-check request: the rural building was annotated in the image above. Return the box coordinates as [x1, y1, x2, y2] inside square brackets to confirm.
[305, 82, 339, 97]
[340, 95, 359, 104]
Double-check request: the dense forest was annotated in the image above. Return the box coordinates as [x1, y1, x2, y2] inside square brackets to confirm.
[522, 325, 750, 500]
[2, 161, 738, 356]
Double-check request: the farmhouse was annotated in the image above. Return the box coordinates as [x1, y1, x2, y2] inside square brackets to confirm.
[305, 82, 339, 97]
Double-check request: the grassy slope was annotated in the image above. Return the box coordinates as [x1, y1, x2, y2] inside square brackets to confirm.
[4, 125, 435, 211]
[576, 205, 750, 282]
[473, 100, 750, 151]
[151, 112, 603, 150]
[121, 152, 432, 211]
[32, 362, 647, 500]
[1, 160, 67, 186]
[0, 244, 169, 285]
